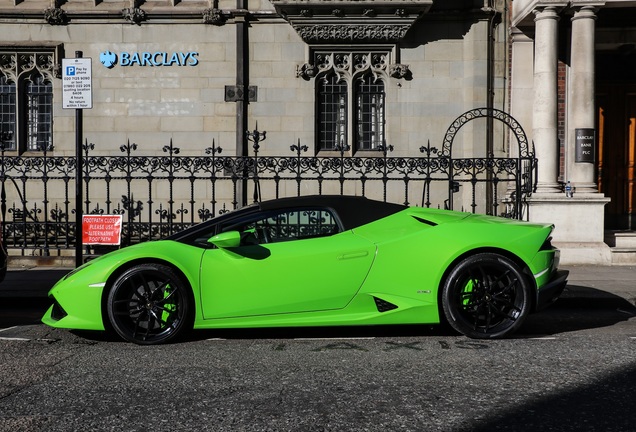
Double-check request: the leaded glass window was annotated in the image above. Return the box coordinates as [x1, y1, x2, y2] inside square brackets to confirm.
[313, 51, 390, 153]
[0, 74, 16, 150]
[25, 75, 53, 151]
[0, 48, 58, 153]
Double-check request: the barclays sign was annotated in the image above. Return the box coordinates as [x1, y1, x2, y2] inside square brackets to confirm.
[99, 51, 199, 68]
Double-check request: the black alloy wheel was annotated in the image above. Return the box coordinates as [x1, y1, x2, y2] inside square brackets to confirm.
[107, 263, 193, 345]
[441, 253, 532, 339]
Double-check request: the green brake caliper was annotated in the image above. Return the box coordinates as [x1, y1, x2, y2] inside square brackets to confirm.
[161, 284, 176, 327]
[461, 279, 474, 308]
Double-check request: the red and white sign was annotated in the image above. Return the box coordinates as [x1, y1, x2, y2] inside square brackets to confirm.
[82, 215, 122, 245]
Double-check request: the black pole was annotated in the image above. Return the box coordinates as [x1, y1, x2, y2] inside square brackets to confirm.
[236, 0, 249, 207]
[75, 51, 84, 268]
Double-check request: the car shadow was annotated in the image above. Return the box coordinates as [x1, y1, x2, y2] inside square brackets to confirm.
[186, 285, 636, 342]
[518, 284, 636, 337]
[11, 284, 634, 343]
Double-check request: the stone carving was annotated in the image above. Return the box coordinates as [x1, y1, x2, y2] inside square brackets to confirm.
[44, 7, 68, 25]
[0, 51, 58, 83]
[294, 24, 409, 43]
[203, 8, 225, 25]
[122, 7, 147, 25]
[296, 63, 318, 80]
[389, 63, 410, 79]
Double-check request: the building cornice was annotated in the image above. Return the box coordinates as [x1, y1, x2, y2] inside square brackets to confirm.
[269, 0, 433, 43]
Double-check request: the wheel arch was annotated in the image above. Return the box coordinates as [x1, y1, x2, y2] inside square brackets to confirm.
[99, 257, 195, 331]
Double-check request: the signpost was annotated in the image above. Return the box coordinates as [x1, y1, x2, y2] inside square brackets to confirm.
[62, 52, 92, 267]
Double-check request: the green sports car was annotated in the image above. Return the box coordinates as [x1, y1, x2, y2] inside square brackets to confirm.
[42, 195, 568, 345]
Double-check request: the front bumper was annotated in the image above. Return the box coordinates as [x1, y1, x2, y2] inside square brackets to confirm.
[535, 269, 569, 311]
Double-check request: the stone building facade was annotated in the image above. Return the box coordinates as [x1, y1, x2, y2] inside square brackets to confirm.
[511, 0, 636, 263]
[1, 0, 635, 263]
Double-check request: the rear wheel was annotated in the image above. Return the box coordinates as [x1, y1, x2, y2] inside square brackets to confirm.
[107, 263, 193, 345]
[441, 253, 532, 339]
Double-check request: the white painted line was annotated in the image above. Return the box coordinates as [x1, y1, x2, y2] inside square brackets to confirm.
[528, 337, 557, 340]
[0, 337, 30, 341]
[206, 338, 227, 341]
[294, 337, 376, 341]
[0, 326, 18, 333]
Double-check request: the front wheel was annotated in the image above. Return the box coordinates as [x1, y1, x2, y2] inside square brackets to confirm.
[441, 253, 532, 339]
[107, 263, 193, 345]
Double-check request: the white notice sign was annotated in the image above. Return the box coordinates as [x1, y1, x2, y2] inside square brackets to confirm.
[62, 58, 93, 109]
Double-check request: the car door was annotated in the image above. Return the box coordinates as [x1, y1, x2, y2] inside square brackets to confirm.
[199, 207, 376, 319]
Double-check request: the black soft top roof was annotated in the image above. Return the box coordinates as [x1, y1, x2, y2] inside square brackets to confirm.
[168, 195, 407, 242]
[258, 195, 407, 230]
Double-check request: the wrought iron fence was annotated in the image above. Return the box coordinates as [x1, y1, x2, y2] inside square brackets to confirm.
[0, 139, 535, 257]
[0, 108, 537, 258]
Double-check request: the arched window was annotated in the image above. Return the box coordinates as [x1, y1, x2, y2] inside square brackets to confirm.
[317, 72, 347, 151]
[313, 51, 389, 153]
[0, 74, 16, 150]
[25, 74, 53, 151]
[0, 48, 58, 153]
[355, 72, 385, 151]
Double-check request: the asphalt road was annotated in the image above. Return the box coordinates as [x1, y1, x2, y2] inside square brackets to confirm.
[0, 266, 635, 431]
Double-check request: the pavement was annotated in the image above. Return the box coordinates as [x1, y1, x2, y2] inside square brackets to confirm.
[0, 264, 634, 328]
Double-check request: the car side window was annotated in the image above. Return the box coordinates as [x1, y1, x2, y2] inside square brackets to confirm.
[224, 208, 340, 246]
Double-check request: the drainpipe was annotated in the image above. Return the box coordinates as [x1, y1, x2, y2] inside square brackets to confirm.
[484, 1, 499, 214]
[236, 0, 249, 207]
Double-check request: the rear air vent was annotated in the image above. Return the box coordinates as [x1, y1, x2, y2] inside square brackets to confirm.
[412, 216, 437, 226]
[373, 297, 398, 313]
[540, 236, 554, 251]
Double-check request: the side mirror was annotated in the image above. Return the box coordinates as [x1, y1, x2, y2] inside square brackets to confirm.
[208, 231, 241, 249]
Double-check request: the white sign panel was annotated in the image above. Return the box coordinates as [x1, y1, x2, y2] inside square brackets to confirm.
[62, 58, 93, 109]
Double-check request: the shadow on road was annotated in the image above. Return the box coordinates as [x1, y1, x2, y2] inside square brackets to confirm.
[464, 364, 636, 432]
[519, 284, 636, 337]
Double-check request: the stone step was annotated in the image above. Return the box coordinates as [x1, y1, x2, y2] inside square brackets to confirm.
[605, 231, 636, 248]
[609, 248, 636, 265]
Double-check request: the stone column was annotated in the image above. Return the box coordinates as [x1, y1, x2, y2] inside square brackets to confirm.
[533, 7, 560, 193]
[568, 6, 598, 192]
[527, 4, 611, 265]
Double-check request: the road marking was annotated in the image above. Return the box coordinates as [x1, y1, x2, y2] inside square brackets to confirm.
[0, 326, 18, 333]
[527, 337, 557, 340]
[294, 337, 375, 341]
[0, 337, 30, 341]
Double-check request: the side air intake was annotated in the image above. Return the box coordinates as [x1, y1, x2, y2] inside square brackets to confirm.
[373, 297, 398, 313]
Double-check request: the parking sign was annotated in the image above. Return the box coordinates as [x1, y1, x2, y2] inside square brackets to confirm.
[62, 58, 92, 109]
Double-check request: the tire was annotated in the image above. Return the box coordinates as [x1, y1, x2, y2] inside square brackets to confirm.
[441, 253, 532, 339]
[107, 263, 193, 345]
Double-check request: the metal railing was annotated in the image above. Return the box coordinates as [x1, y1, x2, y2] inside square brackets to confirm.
[0, 108, 537, 257]
[0, 139, 535, 257]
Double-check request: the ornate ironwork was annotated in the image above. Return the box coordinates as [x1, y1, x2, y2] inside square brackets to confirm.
[0, 111, 535, 257]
